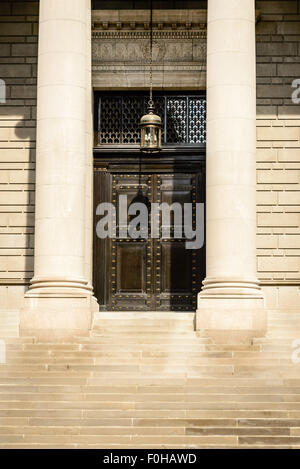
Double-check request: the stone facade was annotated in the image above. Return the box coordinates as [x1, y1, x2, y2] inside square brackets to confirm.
[1, 0, 300, 450]
[0, 0, 299, 323]
[0, 1, 38, 312]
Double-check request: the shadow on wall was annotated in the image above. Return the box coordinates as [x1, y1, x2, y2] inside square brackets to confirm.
[0, 83, 36, 305]
[0, 0, 38, 309]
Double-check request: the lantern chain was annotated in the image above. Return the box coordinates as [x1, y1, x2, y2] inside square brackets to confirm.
[149, 0, 153, 108]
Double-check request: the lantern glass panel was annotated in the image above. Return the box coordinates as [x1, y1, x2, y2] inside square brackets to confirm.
[141, 125, 162, 151]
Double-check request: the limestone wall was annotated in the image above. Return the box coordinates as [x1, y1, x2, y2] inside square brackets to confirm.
[256, 0, 300, 309]
[0, 1, 38, 310]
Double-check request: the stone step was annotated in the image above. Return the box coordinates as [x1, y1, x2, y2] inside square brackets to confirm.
[0, 434, 240, 445]
[254, 337, 298, 344]
[1, 374, 299, 385]
[266, 333, 300, 338]
[10, 344, 298, 355]
[0, 409, 296, 418]
[89, 335, 202, 344]
[0, 443, 297, 449]
[79, 342, 257, 351]
[0, 425, 297, 437]
[1, 393, 300, 404]
[2, 376, 299, 388]
[0, 382, 300, 392]
[8, 350, 296, 362]
[2, 366, 297, 378]
[92, 320, 194, 330]
[1, 400, 300, 411]
[0, 415, 296, 427]
[268, 320, 300, 325]
[94, 312, 195, 320]
[1, 357, 297, 367]
[268, 313, 300, 318]
[5, 434, 296, 446]
[92, 328, 197, 335]
[4, 382, 300, 392]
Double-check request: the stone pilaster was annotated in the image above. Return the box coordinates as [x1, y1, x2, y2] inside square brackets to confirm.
[197, 0, 267, 342]
[20, 0, 98, 341]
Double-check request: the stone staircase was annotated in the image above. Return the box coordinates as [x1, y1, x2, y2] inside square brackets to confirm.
[0, 311, 300, 448]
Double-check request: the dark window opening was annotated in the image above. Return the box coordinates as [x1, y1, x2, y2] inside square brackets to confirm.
[94, 92, 206, 149]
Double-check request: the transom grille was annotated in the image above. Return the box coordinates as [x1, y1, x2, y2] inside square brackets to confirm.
[95, 94, 206, 147]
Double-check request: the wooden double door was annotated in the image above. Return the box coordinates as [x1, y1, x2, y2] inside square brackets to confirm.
[93, 157, 205, 311]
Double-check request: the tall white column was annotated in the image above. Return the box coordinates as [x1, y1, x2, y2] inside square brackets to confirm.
[20, 0, 97, 341]
[85, 0, 94, 286]
[84, 1, 98, 312]
[197, 0, 266, 342]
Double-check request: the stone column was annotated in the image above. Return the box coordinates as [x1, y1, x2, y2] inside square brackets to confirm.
[197, 0, 266, 342]
[20, 0, 97, 341]
[85, 0, 94, 286]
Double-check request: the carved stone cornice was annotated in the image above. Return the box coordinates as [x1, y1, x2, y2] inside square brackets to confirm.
[92, 9, 207, 32]
[92, 30, 207, 40]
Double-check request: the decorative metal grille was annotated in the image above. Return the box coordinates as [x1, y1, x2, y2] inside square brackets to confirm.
[188, 97, 206, 144]
[166, 97, 187, 144]
[96, 94, 206, 147]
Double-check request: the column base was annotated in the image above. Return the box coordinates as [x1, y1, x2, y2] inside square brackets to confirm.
[197, 292, 267, 344]
[20, 285, 99, 342]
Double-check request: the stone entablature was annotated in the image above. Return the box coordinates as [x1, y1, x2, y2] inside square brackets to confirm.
[92, 10, 207, 90]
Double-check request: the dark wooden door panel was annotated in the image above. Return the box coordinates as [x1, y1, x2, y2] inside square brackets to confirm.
[153, 173, 201, 311]
[161, 243, 193, 293]
[111, 240, 151, 311]
[93, 159, 205, 311]
[116, 243, 146, 292]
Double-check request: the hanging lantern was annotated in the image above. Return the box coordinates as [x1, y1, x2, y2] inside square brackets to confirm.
[140, 101, 162, 153]
[140, 1, 162, 153]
